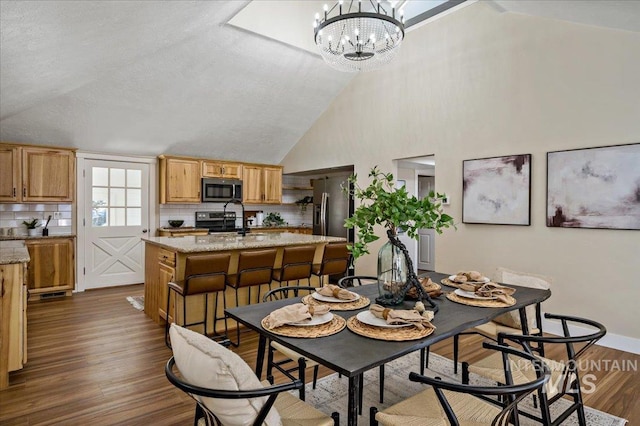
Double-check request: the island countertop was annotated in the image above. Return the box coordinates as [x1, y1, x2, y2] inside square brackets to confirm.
[142, 232, 346, 253]
[0, 240, 30, 265]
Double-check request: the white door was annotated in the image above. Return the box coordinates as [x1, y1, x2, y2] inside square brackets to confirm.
[418, 175, 435, 271]
[83, 160, 150, 289]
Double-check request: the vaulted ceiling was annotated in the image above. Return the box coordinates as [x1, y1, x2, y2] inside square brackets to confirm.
[1, 1, 639, 164]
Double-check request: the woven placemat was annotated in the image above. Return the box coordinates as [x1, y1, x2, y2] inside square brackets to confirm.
[301, 294, 371, 311]
[261, 314, 346, 338]
[446, 292, 516, 308]
[346, 316, 435, 341]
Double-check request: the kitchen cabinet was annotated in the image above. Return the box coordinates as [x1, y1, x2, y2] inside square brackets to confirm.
[25, 238, 75, 301]
[159, 156, 202, 204]
[202, 161, 242, 179]
[0, 262, 27, 389]
[242, 165, 282, 204]
[0, 144, 75, 203]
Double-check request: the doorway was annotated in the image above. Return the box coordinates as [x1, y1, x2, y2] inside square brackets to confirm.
[418, 175, 435, 271]
[76, 155, 155, 290]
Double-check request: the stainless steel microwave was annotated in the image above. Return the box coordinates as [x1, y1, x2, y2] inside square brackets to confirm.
[201, 178, 242, 202]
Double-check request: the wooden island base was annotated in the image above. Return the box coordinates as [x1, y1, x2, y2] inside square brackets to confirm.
[143, 232, 346, 334]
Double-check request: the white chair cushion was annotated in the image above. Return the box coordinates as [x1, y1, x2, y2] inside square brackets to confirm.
[169, 324, 282, 426]
[491, 267, 552, 331]
[271, 341, 319, 368]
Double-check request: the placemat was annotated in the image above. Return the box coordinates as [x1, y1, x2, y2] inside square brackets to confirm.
[301, 294, 371, 311]
[346, 316, 435, 341]
[446, 292, 516, 308]
[261, 314, 346, 338]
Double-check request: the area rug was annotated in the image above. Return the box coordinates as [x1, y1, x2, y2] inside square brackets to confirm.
[126, 296, 144, 311]
[303, 351, 627, 425]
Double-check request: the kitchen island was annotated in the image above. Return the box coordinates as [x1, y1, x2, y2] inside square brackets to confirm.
[0, 241, 29, 390]
[142, 232, 345, 331]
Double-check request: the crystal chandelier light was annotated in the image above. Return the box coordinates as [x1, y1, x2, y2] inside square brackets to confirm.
[313, 0, 405, 72]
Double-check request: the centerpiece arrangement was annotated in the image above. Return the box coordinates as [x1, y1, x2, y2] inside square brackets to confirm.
[344, 167, 454, 309]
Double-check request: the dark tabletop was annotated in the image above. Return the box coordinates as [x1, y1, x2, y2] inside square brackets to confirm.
[225, 271, 551, 377]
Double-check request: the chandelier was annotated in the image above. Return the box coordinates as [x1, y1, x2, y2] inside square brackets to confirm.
[313, 0, 405, 72]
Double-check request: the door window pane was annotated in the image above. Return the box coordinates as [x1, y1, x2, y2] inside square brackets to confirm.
[126, 188, 141, 207]
[92, 208, 108, 227]
[110, 168, 125, 187]
[92, 187, 108, 206]
[93, 167, 109, 186]
[110, 188, 126, 207]
[127, 169, 142, 188]
[110, 208, 126, 226]
[127, 208, 141, 226]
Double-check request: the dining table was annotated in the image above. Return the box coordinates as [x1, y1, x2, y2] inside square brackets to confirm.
[225, 271, 552, 426]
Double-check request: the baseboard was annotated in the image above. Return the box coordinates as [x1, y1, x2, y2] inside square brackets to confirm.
[543, 318, 640, 355]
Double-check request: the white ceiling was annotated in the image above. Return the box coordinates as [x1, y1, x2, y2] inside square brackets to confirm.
[1, 1, 639, 163]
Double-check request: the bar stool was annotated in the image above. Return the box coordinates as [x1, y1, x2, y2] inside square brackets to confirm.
[164, 253, 231, 348]
[271, 245, 316, 288]
[225, 248, 277, 346]
[311, 243, 350, 285]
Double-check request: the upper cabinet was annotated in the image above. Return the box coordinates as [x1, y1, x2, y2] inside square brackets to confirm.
[159, 156, 201, 204]
[0, 145, 20, 202]
[0, 144, 75, 203]
[242, 165, 282, 204]
[202, 161, 242, 180]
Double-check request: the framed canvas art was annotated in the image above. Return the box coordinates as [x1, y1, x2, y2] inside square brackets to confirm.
[463, 154, 531, 225]
[547, 143, 640, 230]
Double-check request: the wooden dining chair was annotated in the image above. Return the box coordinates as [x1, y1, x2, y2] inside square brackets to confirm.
[461, 313, 606, 426]
[371, 341, 550, 426]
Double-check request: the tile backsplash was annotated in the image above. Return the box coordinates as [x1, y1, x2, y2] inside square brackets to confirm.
[0, 203, 73, 236]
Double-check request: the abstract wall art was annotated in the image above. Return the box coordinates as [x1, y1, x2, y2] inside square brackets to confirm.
[547, 143, 640, 230]
[463, 154, 531, 225]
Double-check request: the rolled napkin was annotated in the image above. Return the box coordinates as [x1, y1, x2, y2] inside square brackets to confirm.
[369, 304, 436, 330]
[263, 303, 330, 329]
[475, 283, 516, 303]
[316, 284, 356, 300]
[406, 277, 442, 299]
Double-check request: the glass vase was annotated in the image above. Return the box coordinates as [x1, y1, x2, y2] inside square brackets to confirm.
[376, 237, 407, 306]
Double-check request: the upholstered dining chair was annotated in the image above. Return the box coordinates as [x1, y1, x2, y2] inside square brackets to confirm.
[462, 313, 606, 426]
[452, 267, 552, 373]
[370, 341, 550, 426]
[166, 324, 339, 426]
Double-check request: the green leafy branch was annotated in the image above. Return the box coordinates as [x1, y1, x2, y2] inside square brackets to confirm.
[343, 166, 455, 261]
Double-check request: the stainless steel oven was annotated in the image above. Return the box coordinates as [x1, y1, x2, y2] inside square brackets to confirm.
[201, 178, 242, 202]
[195, 211, 238, 233]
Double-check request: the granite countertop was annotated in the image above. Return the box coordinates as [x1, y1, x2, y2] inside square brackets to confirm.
[143, 232, 345, 253]
[0, 240, 30, 265]
[248, 225, 312, 230]
[0, 234, 76, 241]
[157, 227, 209, 233]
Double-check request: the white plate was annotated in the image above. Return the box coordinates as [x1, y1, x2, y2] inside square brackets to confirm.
[454, 288, 498, 300]
[356, 311, 413, 329]
[448, 275, 490, 284]
[311, 291, 360, 303]
[291, 312, 333, 327]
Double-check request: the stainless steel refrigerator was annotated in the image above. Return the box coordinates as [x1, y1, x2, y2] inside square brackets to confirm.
[312, 175, 354, 241]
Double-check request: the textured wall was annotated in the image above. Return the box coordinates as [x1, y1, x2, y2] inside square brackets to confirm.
[281, 3, 640, 342]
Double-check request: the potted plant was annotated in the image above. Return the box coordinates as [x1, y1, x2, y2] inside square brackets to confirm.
[262, 212, 287, 227]
[22, 218, 40, 236]
[344, 166, 454, 307]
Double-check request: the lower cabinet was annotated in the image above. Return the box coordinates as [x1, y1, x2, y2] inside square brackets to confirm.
[25, 238, 74, 301]
[0, 262, 27, 390]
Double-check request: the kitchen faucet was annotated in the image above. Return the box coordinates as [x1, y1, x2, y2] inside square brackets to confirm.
[223, 199, 246, 236]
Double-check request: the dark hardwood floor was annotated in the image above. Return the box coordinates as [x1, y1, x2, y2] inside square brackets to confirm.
[1, 284, 638, 425]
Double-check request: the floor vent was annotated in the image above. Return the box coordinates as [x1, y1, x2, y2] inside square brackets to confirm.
[40, 291, 67, 300]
